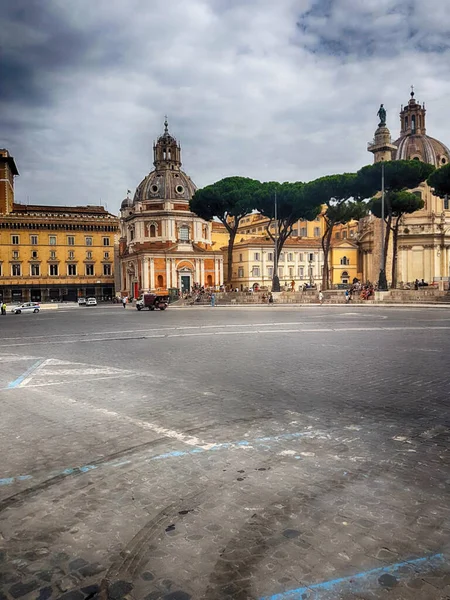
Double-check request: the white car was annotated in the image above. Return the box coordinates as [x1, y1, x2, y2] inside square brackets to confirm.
[86, 297, 97, 306]
[11, 302, 40, 315]
[78, 297, 87, 306]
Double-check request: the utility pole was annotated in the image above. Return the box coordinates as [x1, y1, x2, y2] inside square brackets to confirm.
[272, 190, 280, 292]
[378, 162, 388, 290]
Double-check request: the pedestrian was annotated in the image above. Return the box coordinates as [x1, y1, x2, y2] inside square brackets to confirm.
[345, 289, 350, 303]
[211, 292, 216, 307]
[1, 301, 6, 315]
[318, 291, 324, 305]
[122, 296, 127, 309]
[268, 292, 274, 305]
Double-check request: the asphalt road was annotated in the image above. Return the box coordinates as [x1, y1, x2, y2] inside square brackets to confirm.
[0, 305, 449, 600]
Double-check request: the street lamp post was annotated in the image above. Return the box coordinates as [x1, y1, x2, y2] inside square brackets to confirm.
[309, 259, 313, 287]
[378, 162, 388, 290]
[272, 190, 280, 292]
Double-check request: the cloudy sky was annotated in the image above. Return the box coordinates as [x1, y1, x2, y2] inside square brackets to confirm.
[2, 0, 450, 213]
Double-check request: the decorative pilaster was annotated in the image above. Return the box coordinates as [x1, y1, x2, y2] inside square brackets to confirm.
[166, 259, 171, 289]
[200, 260, 205, 286]
[215, 259, 219, 287]
[150, 258, 155, 289]
[143, 257, 149, 290]
[171, 259, 177, 289]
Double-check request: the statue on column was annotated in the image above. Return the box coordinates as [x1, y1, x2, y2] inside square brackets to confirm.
[377, 104, 387, 127]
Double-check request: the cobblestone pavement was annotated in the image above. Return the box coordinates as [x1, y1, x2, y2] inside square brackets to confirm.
[0, 306, 449, 600]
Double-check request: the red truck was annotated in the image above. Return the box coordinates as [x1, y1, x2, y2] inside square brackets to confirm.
[136, 292, 169, 311]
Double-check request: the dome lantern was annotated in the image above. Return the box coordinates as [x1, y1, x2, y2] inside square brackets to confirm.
[399, 85, 426, 136]
[153, 117, 182, 171]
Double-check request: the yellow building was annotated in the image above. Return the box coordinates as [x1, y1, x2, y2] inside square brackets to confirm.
[212, 211, 360, 288]
[236, 212, 326, 240]
[329, 239, 359, 286]
[225, 236, 324, 290]
[0, 149, 119, 303]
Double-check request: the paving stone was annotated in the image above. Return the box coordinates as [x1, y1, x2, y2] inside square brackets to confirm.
[68, 559, 89, 573]
[9, 581, 41, 598]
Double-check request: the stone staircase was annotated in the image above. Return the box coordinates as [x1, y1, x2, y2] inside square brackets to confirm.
[171, 288, 450, 306]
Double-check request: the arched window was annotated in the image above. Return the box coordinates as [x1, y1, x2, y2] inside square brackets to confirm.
[411, 115, 416, 133]
[405, 116, 408, 130]
[340, 256, 349, 265]
[157, 275, 164, 288]
[149, 224, 156, 237]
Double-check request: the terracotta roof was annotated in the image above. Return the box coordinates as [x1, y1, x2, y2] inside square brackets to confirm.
[12, 203, 117, 218]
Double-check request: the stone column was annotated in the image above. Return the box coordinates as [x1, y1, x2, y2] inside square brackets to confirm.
[215, 259, 219, 288]
[166, 259, 171, 289]
[150, 258, 155, 290]
[143, 257, 149, 290]
[220, 257, 224, 286]
[171, 259, 177, 289]
[200, 260, 205, 286]
[195, 259, 200, 285]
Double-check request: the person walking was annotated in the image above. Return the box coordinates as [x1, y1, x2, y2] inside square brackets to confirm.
[318, 291, 324, 305]
[345, 289, 350, 303]
[122, 296, 127, 309]
[210, 292, 216, 307]
[268, 292, 274, 305]
[1, 301, 6, 315]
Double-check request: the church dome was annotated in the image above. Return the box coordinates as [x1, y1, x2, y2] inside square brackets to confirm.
[121, 196, 132, 210]
[394, 134, 450, 167]
[133, 118, 197, 204]
[133, 169, 196, 203]
[393, 89, 450, 167]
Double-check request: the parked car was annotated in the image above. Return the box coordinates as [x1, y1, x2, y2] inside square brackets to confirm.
[11, 302, 40, 314]
[86, 297, 97, 306]
[78, 297, 87, 306]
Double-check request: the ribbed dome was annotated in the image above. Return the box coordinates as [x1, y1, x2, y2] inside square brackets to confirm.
[133, 169, 197, 204]
[393, 134, 450, 167]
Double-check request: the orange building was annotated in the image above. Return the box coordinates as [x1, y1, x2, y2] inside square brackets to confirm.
[119, 121, 224, 297]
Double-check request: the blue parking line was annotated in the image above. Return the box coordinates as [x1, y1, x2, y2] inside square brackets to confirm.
[259, 553, 446, 600]
[6, 359, 45, 389]
[0, 430, 313, 487]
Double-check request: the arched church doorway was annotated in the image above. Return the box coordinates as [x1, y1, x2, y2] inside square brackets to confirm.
[157, 274, 164, 289]
[206, 274, 213, 287]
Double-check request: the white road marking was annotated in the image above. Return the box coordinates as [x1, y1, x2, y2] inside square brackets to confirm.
[61, 397, 209, 448]
[10, 358, 143, 389]
[1, 325, 450, 347]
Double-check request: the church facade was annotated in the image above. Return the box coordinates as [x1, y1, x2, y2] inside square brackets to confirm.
[119, 121, 224, 298]
[360, 90, 450, 286]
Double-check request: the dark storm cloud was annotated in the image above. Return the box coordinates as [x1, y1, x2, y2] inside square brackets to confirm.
[297, 0, 450, 58]
[1, 0, 449, 211]
[0, 0, 124, 106]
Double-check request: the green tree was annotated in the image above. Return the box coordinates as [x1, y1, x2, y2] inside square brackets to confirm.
[370, 191, 424, 288]
[427, 162, 450, 198]
[355, 160, 435, 288]
[254, 181, 320, 291]
[303, 173, 364, 290]
[190, 176, 260, 286]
